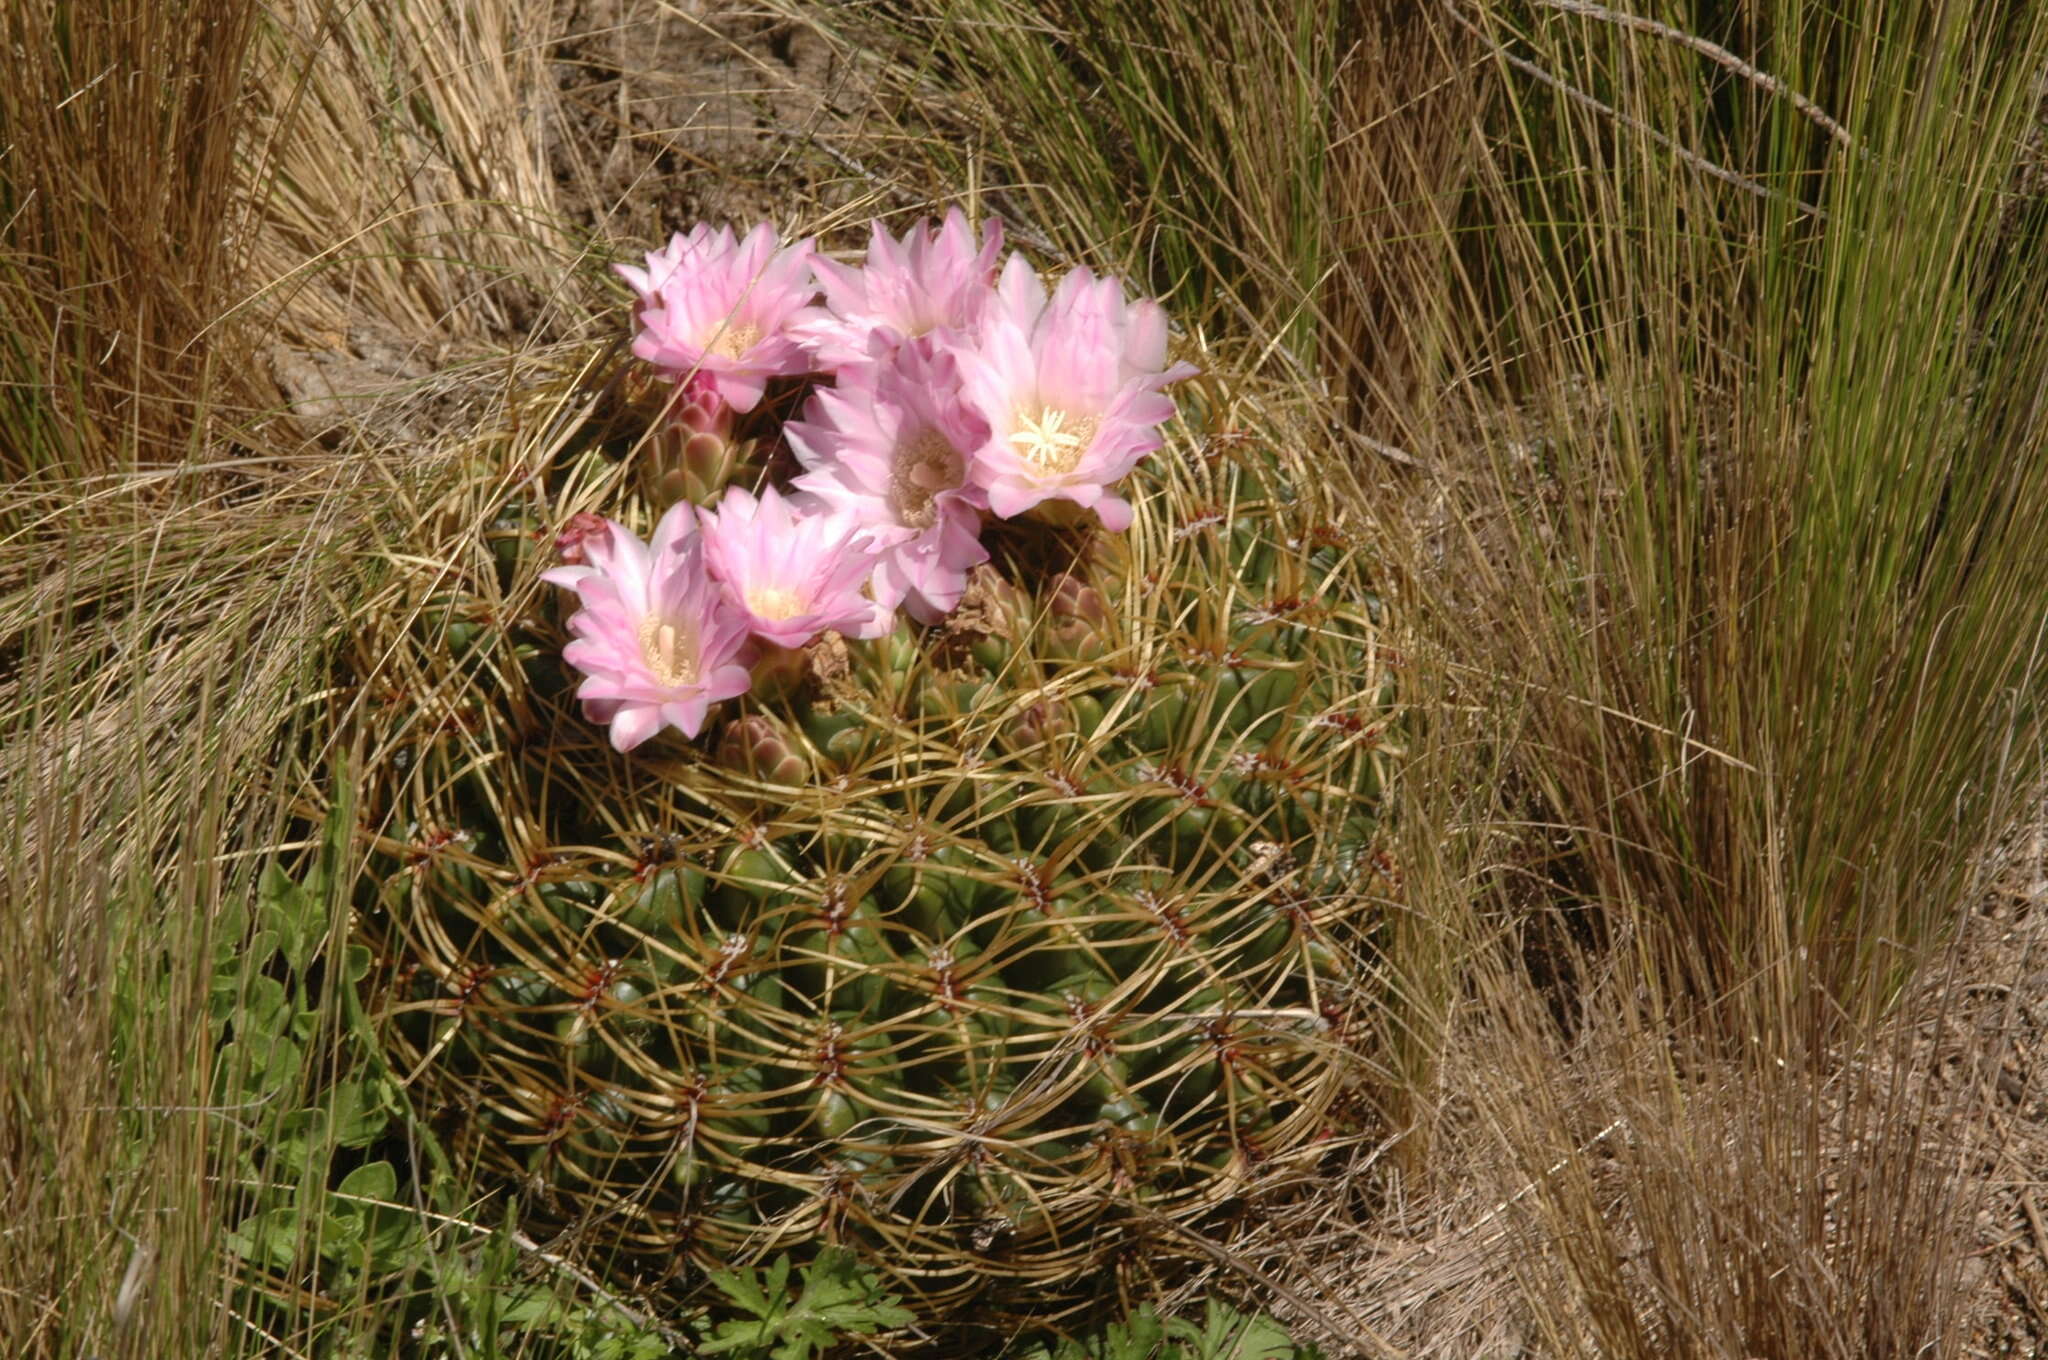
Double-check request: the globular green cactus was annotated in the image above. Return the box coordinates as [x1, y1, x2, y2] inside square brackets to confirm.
[353, 383, 1395, 1318]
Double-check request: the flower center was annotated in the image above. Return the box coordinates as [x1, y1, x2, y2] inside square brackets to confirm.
[1009, 406, 1099, 477]
[637, 616, 701, 688]
[705, 321, 762, 360]
[745, 585, 807, 622]
[889, 428, 965, 530]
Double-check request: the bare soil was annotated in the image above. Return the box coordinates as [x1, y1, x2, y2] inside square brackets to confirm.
[544, 0, 870, 243]
[1956, 828, 2048, 1357]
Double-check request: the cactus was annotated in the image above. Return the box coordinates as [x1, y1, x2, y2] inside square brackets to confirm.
[353, 225, 1392, 1317]
[355, 408, 1391, 1320]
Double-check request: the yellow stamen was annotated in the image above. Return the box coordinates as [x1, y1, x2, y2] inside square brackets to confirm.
[1009, 406, 1099, 477]
[745, 585, 806, 621]
[705, 321, 761, 359]
[638, 616, 701, 688]
[890, 428, 965, 529]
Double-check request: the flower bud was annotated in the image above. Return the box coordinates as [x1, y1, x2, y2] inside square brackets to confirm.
[1005, 698, 1072, 753]
[716, 714, 807, 785]
[874, 614, 924, 682]
[649, 424, 743, 507]
[672, 372, 733, 441]
[746, 642, 812, 701]
[1046, 570, 1109, 661]
[643, 373, 743, 506]
[554, 512, 611, 567]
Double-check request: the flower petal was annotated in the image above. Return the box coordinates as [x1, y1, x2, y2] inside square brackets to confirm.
[608, 703, 664, 752]
[1093, 493, 1135, 532]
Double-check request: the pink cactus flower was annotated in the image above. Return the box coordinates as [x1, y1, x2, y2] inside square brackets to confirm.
[618, 222, 821, 413]
[697, 484, 887, 647]
[787, 345, 991, 624]
[540, 502, 754, 751]
[798, 208, 1003, 369]
[952, 255, 1199, 532]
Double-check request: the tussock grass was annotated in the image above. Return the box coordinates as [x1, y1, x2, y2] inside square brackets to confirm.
[850, 1, 1342, 342]
[0, 0, 265, 486]
[1403, 3, 2048, 1348]
[1432, 0, 2048, 1032]
[0, 1, 316, 1350]
[244, 0, 590, 353]
[0, 458, 388, 1353]
[806, 3, 1481, 434]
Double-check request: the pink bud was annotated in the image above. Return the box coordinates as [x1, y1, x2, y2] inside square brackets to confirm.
[717, 713, 807, 785]
[672, 372, 734, 441]
[555, 512, 612, 567]
[1005, 698, 1073, 753]
[1046, 570, 1110, 661]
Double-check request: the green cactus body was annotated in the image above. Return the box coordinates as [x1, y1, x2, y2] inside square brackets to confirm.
[354, 404, 1395, 1318]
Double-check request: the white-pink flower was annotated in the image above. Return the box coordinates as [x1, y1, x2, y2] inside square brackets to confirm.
[697, 485, 886, 647]
[618, 222, 820, 413]
[787, 345, 991, 624]
[798, 208, 1003, 369]
[541, 503, 754, 751]
[951, 255, 1198, 531]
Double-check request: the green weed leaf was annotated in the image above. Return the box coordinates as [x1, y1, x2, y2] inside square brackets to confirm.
[337, 1159, 397, 1202]
[226, 1204, 303, 1271]
[1168, 1303, 1316, 1360]
[697, 1249, 911, 1360]
[1022, 1305, 1313, 1360]
[260, 856, 324, 974]
[328, 1078, 390, 1147]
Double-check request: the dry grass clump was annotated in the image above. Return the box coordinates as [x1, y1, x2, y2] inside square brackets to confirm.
[0, 0, 266, 484]
[1471, 955, 1987, 1358]
[244, 0, 584, 354]
[1165, 922, 1998, 1358]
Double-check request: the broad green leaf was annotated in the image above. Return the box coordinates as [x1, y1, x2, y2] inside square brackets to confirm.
[259, 858, 321, 974]
[1171, 1303, 1309, 1360]
[337, 1159, 397, 1202]
[699, 1250, 909, 1360]
[237, 973, 290, 1036]
[329, 1079, 390, 1148]
[226, 1204, 302, 1271]
[210, 899, 249, 966]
